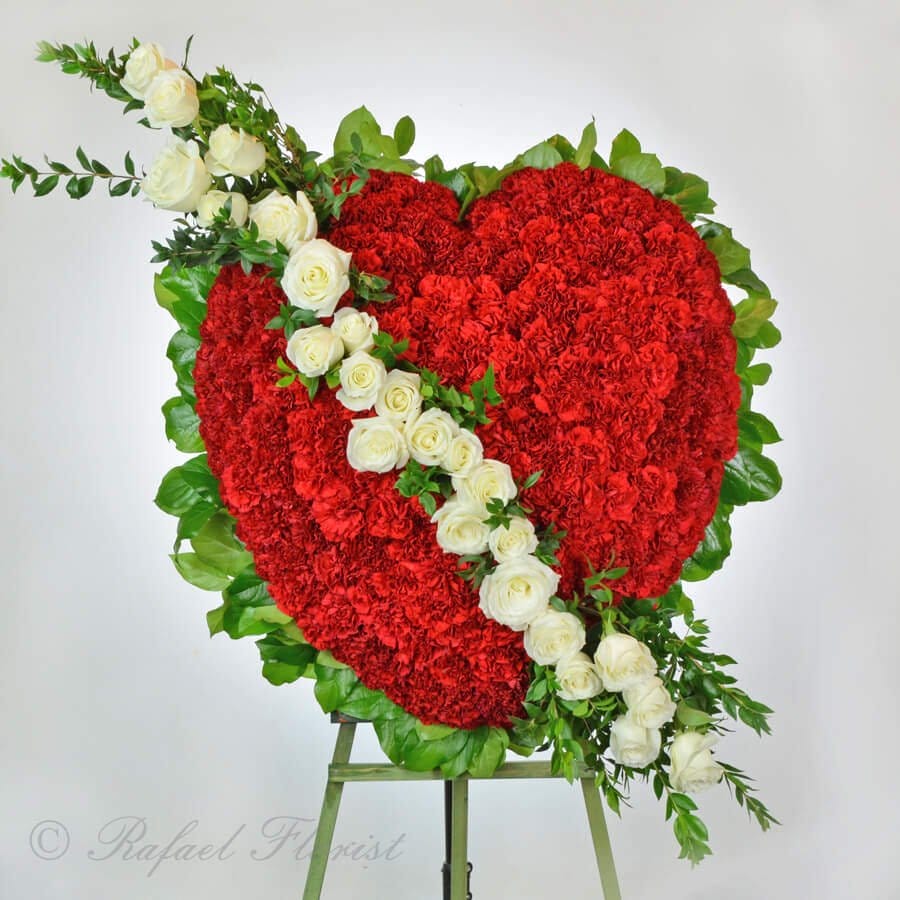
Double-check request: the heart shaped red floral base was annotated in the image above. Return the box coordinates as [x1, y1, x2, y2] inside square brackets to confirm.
[195, 163, 739, 729]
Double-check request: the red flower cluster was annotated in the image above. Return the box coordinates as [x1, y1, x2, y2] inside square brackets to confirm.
[194, 164, 739, 728]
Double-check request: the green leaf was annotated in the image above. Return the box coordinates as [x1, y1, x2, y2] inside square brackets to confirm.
[701, 222, 751, 276]
[676, 702, 714, 727]
[162, 396, 204, 452]
[609, 129, 641, 168]
[574, 120, 597, 169]
[33, 175, 59, 196]
[739, 410, 782, 449]
[743, 363, 772, 386]
[468, 728, 509, 777]
[176, 499, 218, 541]
[733, 296, 778, 339]
[191, 512, 253, 576]
[393, 115, 416, 156]
[612, 153, 666, 194]
[206, 604, 225, 636]
[155, 465, 204, 516]
[170, 552, 231, 590]
[682, 504, 733, 581]
[154, 264, 217, 316]
[404, 729, 470, 771]
[720, 448, 782, 505]
[521, 142, 564, 170]
[333, 105, 397, 159]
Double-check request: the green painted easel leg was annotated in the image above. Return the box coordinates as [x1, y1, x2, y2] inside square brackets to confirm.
[302, 723, 357, 900]
[580, 778, 622, 900]
[450, 778, 469, 900]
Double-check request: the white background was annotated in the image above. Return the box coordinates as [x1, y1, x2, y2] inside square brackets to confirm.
[1, 1, 898, 898]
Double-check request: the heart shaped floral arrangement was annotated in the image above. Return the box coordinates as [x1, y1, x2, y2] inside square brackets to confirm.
[4, 37, 782, 862]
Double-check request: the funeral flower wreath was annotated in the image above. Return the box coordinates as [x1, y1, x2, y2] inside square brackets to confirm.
[3, 37, 783, 863]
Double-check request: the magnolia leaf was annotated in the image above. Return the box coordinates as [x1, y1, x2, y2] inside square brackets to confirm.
[682, 504, 733, 581]
[574, 120, 598, 169]
[162, 396, 204, 452]
[522, 142, 564, 170]
[170, 552, 231, 591]
[721, 449, 782, 505]
[613, 153, 666, 194]
[191, 512, 253, 576]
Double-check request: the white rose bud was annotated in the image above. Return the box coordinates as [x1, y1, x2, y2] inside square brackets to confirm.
[623, 676, 677, 730]
[375, 370, 422, 422]
[141, 139, 212, 213]
[347, 417, 409, 473]
[281, 238, 351, 318]
[523, 607, 586, 666]
[593, 633, 657, 692]
[478, 555, 560, 631]
[144, 68, 199, 128]
[337, 351, 387, 412]
[431, 497, 490, 555]
[404, 408, 459, 466]
[488, 516, 538, 563]
[453, 459, 517, 510]
[249, 191, 317, 251]
[204, 124, 267, 177]
[668, 732, 724, 794]
[121, 43, 175, 99]
[285, 325, 343, 378]
[441, 430, 484, 478]
[555, 652, 605, 701]
[196, 190, 249, 228]
[332, 307, 379, 354]
[609, 716, 662, 768]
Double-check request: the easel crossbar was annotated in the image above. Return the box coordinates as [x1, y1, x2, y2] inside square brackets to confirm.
[328, 760, 595, 782]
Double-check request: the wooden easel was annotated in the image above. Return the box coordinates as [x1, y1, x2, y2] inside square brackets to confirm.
[301, 715, 622, 900]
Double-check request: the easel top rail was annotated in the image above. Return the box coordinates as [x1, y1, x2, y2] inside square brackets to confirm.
[329, 760, 596, 782]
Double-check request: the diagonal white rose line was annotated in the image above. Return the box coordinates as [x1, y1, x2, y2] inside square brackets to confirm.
[275, 231, 692, 774]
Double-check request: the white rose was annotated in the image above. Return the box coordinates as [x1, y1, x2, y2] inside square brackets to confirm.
[404, 408, 459, 466]
[196, 190, 249, 228]
[374, 370, 422, 422]
[249, 191, 317, 251]
[593, 633, 657, 692]
[523, 607, 586, 665]
[478, 555, 560, 631]
[441, 430, 484, 478]
[609, 716, 661, 768]
[141, 139, 212, 213]
[285, 325, 343, 378]
[281, 238, 351, 318]
[121, 43, 175, 99]
[204, 124, 267, 177]
[337, 351, 387, 412]
[623, 676, 677, 729]
[332, 307, 379, 354]
[669, 732, 724, 794]
[555, 653, 604, 701]
[144, 68, 199, 128]
[346, 416, 409, 473]
[453, 459, 517, 510]
[488, 516, 538, 563]
[431, 497, 490, 555]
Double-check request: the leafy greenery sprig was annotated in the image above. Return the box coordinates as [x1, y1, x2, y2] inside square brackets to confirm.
[151, 218, 290, 273]
[1, 148, 141, 198]
[35, 39, 137, 106]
